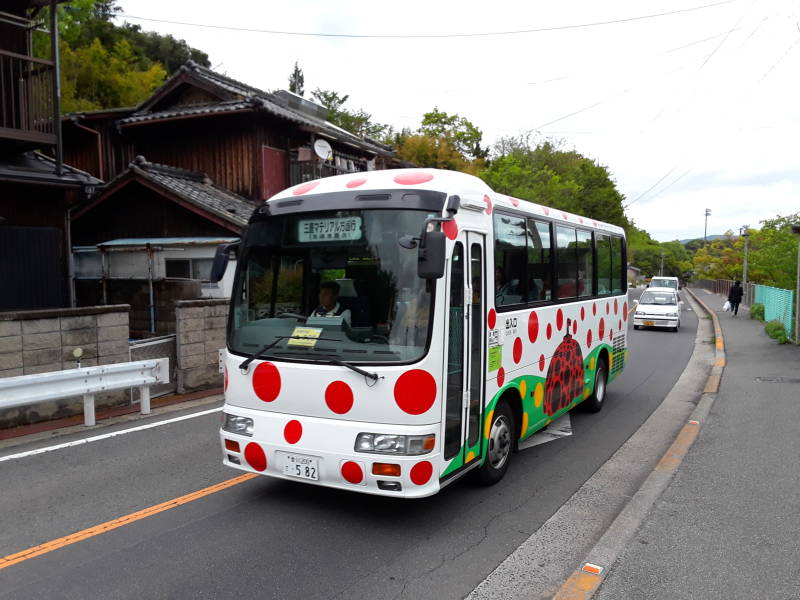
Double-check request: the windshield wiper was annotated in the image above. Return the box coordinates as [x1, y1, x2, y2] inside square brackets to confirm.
[315, 354, 380, 383]
[238, 336, 339, 370]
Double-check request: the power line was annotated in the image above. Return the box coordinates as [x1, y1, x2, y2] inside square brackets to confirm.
[119, 1, 737, 39]
[625, 165, 678, 207]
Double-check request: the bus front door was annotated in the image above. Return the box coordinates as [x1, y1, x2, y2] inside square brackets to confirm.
[443, 232, 486, 474]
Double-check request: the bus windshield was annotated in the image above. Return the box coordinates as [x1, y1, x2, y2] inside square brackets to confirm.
[229, 209, 436, 364]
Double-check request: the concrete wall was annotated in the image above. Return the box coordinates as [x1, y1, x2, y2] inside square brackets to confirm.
[175, 299, 227, 393]
[0, 304, 131, 428]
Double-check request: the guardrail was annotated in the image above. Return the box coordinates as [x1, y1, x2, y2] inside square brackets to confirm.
[0, 359, 169, 427]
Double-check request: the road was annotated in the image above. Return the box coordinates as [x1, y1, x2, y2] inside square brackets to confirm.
[0, 289, 697, 600]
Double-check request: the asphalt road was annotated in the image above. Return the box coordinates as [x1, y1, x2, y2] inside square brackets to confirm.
[0, 289, 698, 600]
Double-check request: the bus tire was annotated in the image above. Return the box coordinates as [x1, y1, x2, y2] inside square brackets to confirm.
[475, 401, 515, 486]
[582, 357, 607, 413]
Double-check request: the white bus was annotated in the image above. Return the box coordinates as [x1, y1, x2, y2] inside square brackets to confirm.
[213, 169, 628, 498]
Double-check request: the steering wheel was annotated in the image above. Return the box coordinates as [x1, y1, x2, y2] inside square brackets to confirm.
[276, 312, 307, 323]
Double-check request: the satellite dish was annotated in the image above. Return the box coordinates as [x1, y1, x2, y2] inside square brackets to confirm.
[313, 139, 333, 160]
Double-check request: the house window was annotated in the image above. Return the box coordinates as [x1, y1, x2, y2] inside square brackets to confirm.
[166, 258, 214, 281]
[165, 259, 191, 279]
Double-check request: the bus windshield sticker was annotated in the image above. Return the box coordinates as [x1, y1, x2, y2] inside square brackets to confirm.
[488, 345, 502, 372]
[298, 216, 362, 242]
[287, 327, 324, 347]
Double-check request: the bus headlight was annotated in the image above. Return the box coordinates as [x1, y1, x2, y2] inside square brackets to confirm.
[355, 433, 435, 455]
[222, 413, 253, 437]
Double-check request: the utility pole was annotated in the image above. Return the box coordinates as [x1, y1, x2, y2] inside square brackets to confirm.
[740, 225, 750, 305]
[704, 208, 711, 246]
[792, 225, 800, 344]
[660, 251, 665, 276]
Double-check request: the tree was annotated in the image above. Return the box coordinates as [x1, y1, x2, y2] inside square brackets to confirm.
[395, 135, 478, 174]
[310, 88, 392, 140]
[288, 61, 304, 97]
[419, 108, 488, 161]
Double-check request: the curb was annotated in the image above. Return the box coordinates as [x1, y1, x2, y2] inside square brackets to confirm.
[551, 289, 725, 600]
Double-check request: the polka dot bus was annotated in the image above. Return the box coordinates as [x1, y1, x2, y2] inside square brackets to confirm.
[212, 169, 628, 498]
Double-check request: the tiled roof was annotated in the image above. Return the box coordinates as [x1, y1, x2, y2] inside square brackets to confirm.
[123, 60, 392, 156]
[0, 151, 102, 187]
[128, 156, 253, 227]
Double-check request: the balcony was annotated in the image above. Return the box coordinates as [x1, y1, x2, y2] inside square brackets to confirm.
[0, 49, 56, 149]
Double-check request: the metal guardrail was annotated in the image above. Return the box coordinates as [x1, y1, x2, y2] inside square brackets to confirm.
[0, 359, 169, 427]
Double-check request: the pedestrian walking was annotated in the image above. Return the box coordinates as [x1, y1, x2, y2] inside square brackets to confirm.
[728, 281, 744, 316]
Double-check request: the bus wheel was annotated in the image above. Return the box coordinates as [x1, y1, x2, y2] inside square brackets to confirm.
[475, 401, 514, 486]
[582, 358, 607, 413]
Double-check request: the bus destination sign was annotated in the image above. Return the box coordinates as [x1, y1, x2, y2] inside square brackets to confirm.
[298, 216, 362, 242]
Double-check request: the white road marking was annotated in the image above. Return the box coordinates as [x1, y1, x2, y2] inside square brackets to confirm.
[0, 407, 223, 463]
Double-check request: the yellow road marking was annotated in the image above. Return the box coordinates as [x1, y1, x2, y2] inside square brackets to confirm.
[0, 473, 257, 570]
[552, 570, 604, 599]
[704, 373, 721, 394]
[655, 423, 701, 472]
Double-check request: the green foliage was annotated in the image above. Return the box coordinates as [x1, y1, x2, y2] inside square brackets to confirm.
[288, 62, 304, 97]
[419, 108, 488, 161]
[691, 213, 799, 289]
[310, 88, 392, 140]
[33, 0, 209, 112]
[750, 303, 765, 321]
[395, 135, 479, 174]
[765, 320, 789, 344]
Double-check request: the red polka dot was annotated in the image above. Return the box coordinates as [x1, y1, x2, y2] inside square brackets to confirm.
[483, 194, 493, 215]
[586, 329, 593, 348]
[546, 323, 553, 340]
[292, 181, 319, 195]
[513, 337, 523, 363]
[556, 309, 564, 331]
[573, 320, 578, 335]
[497, 367, 505, 387]
[244, 442, 267, 472]
[593, 303, 597, 316]
[442, 219, 458, 240]
[252, 362, 281, 402]
[346, 177, 367, 189]
[410, 461, 433, 485]
[488, 308, 497, 329]
[509, 196, 519, 207]
[341, 461, 363, 484]
[284, 420, 302, 444]
[580, 306, 585, 321]
[528, 312, 539, 342]
[393, 172, 434, 185]
[606, 302, 610, 315]
[543, 207, 550, 215]
[224, 366, 228, 392]
[610, 329, 614, 341]
[614, 298, 619, 315]
[562, 212, 569, 220]
[623, 302, 629, 320]
[394, 370, 437, 415]
[592, 220, 598, 227]
[325, 381, 354, 414]
[599, 318, 605, 341]
[618, 319, 622, 332]
[579, 217, 584, 224]
[539, 354, 546, 371]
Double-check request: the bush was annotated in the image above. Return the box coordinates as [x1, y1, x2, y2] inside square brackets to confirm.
[765, 320, 789, 344]
[750, 303, 765, 321]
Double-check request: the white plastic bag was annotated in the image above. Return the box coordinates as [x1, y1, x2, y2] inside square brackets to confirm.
[723, 300, 731, 312]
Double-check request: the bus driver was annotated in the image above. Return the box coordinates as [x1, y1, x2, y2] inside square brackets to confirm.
[311, 281, 352, 325]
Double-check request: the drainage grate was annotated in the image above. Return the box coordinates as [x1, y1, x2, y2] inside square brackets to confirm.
[754, 377, 800, 384]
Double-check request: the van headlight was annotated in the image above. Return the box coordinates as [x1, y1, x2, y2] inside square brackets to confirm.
[666, 312, 678, 317]
[355, 433, 435, 455]
[222, 413, 253, 436]
[635, 311, 645, 316]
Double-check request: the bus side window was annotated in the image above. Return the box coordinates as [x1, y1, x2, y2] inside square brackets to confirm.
[555, 226, 578, 299]
[596, 234, 612, 295]
[611, 235, 624, 294]
[576, 230, 593, 297]
[527, 219, 552, 301]
[494, 214, 526, 307]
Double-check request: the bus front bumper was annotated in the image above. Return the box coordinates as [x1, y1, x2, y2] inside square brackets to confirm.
[219, 404, 442, 499]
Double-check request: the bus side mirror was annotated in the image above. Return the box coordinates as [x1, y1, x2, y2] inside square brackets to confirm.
[418, 230, 446, 279]
[210, 242, 239, 283]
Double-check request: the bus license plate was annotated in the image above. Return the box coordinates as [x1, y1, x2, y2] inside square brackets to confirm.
[644, 320, 654, 326]
[283, 453, 319, 481]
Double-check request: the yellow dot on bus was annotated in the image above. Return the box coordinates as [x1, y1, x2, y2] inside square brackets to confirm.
[584, 388, 590, 400]
[545, 418, 552, 426]
[519, 379, 527, 399]
[484, 411, 494, 439]
[590, 357, 595, 371]
[466, 451, 475, 462]
[534, 382, 543, 408]
[521, 412, 529, 436]
[609, 354, 614, 369]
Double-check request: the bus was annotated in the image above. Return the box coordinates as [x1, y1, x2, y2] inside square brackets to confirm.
[212, 169, 628, 498]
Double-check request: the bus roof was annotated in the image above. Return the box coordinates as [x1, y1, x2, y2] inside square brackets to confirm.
[267, 168, 626, 236]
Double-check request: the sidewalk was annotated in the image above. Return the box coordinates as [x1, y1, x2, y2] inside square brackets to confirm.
[595, 290, 800, 600]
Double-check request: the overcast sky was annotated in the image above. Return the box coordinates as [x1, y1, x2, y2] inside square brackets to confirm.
[114, 0, 799, 242]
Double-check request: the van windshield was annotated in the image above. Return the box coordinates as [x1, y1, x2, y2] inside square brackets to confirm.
[640, 291, 677, 305]
[650, 278, 678, 290]
[229, 209, 436, 364]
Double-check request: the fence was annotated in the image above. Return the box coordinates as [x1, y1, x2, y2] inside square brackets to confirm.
[694, 279, 795, 338]
[129, 335, 177, 398]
